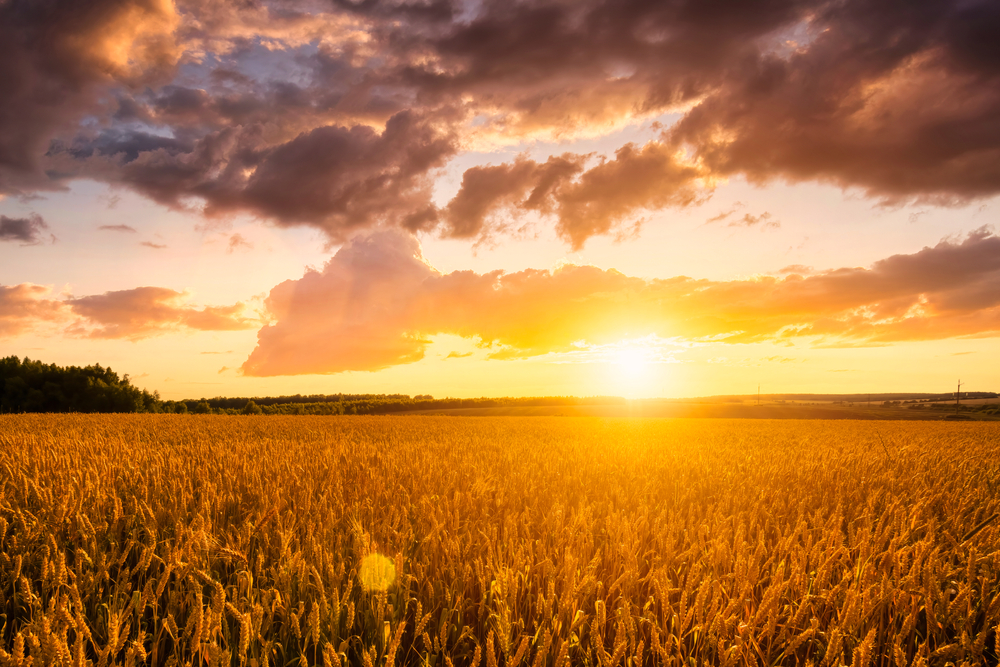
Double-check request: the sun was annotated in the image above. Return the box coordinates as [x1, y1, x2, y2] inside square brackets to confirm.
[614, 347, 650, 377]
[609, 345, 655, 398]
[600, 337, 676, 397]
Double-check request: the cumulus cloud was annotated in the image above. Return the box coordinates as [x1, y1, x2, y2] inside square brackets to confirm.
[0, 0, 181, 194]
[75, 111, 457, 240]
[211, 111, 456, 235]
[242, 232, 438, 375]
[0, 0, 998, 244]
[670, 0, 1000, 204]
[0, 214, 52, 244]
[242, 227, 1000, 375]
[0, 283, 255, 339]
[442, 142, 706, 248]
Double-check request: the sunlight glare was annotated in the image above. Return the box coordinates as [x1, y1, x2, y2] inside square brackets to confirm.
[604, 340, 668, 398]
[614, 347, 650, 377]
[359, 554, 396, 591]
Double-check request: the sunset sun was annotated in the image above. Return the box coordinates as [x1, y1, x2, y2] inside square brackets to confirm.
[614, 347, 650, 377]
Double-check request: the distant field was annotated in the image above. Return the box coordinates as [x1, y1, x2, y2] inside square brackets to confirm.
[2, 416, 999, 666]
[400, 401, 999, 420]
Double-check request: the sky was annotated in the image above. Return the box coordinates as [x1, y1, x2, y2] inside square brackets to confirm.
[1, 0, 999, 400]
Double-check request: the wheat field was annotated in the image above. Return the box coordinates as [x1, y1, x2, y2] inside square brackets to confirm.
[1, 415, 998, 667]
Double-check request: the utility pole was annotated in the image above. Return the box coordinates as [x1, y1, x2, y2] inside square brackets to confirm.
[956, 379, 962, 410]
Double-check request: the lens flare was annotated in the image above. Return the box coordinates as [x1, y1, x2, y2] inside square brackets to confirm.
[358, 554, 396, 591]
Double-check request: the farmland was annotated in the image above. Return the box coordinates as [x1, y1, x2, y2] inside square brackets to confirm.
[1, 416, 999, 666]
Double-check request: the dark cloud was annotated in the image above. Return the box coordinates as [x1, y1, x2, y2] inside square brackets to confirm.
[442, 155, 586, 238]
[218, 111, 456, 235]
[0, 0, 998, 244]
[0, 214, 52, 244]
[77, 111, 458, 239]
[670, 0, 1000, 204]
[98, 224, 137, 233]
[386, 0, 810, 135]
[0, 0, 181, 194]
[442, 142, 705, 248]
[65, 129, 192, 164]
[242, 227, 1000, 375]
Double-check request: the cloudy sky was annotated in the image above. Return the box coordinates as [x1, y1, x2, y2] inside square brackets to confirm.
[1, 0, 999, 399]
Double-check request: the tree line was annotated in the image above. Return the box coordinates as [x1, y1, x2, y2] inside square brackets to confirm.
[161, 394, 625, 415]
[0, 356, 159, 413]
[1, 356, 624, 414]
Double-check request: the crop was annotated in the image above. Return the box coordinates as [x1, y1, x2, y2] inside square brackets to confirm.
[1, 415, 998, 666]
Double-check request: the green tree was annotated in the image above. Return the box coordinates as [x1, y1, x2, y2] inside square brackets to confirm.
[0, 356, 158, 413]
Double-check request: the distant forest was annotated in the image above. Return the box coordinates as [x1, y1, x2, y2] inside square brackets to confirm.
[0, 356, 159, 413]
[0, 356, 624, 414]
[167, 393, 626, 415]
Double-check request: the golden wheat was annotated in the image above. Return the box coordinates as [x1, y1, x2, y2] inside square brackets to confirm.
[0, 415, 998, 666]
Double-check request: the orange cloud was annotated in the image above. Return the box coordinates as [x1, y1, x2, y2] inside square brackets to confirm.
[68, 287, 255, 339]
[0, 284, 66, 336]
[0, 284, 255, 340]
[241, 227, 1000, 375]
